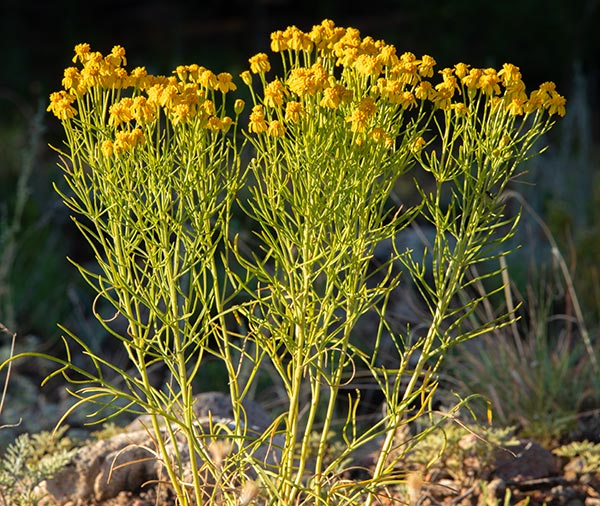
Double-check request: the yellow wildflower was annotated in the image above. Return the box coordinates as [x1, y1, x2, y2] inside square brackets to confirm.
[202, 100, 216, 116]
[451, 102, 469, 117]
[410, 136, 426, 153]
[369, 127, 393, 147]
[285, 101, 305, 123]
[114, 128, 145, 153]
[105, 45, 127, 68]
[270, 30, 287, 52]
[100, 139, 114, 157]
[159, 84, 179, 108]
[249, 53, 271, 74]
[398, 91, 417, 110]
[414, 81, 435, 101]
[282, 25, 313, 52]
[309, 19, 345, 53]
[267, 120, 286, 137]
[132, 96, 157, 124]
[418, 55, 436, 78]
[264, 80, 287, 108]
[287, 63, 329, 97]
[129, 66, 149, 88]
[498, 63, 522, 86]
[146, 84, 164, 107]
[72, 43, 91, 64]
[249, 105, 268, 133]
[453, 62, 470, 79]
[346, 97, 377, 132]
[320, 84, 352, 108]
[62, 67, 84, 94]
[506, 97, 525, 116]
[478, 68, 501, 96]
[462, 68, 482, 91]
[353, 54, 382, 77]
[215, 72, 237, 93]
[432, 83, 455, 109]
[220, 116, 233, 133]
[359, 36, 379, 56]
[377, 44, 398, 67]
[207, 116, 223, 131]
[47, 90, 77, 120]
[199, 69, 218, 90]
[504, 79, 527, 101]
[109, 97, 134, 127]
[240, 70, 253, 86]
[80, 61, 103, 88]
[545, 93, 566, 117]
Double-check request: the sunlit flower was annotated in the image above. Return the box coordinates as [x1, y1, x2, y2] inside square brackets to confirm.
[72, 43, 91, 64]
[264, 80, 287, 108]
[62, 67, 84, 94]
[346, 97, 377, 132]
[453, 62, 470, 79]
[282, 25, 313, 52]
[320, 84, 352, 108]
[545, 93, 566, 117]
[414, 81, 435, 101]
[498, 63, 522, 86]
[47, 90, 77, 120]
[249, 53, 271, 74]
[409, 136, 426, 153]
[284, 101, 305, 123]
[506, 97, 525, 116]
[462, 68, 482, 91]
[207, 116, 224, 131]
[100, 139, 114, 157]
[353, 54, 382, 77]
[132, 96, 157, 124]
[114, 128, 145, 153]
[267, 120, 286, 137]
[287, 63, 329, 97]
[478, 68, 501, 96]
[105, 45, 127, 68]
[418, 55, 436, 78]
[200, 69, 218, 90]
[249, 105, 268, 133]
[109, 97, 134, 127]
[240, 70, 253, 86]
[377, 44, 398, 67]
[215, 72, 237, 93]
[451, 102, 469, 117]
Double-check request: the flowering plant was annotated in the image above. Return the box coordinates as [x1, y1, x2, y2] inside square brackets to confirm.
[34, 19, 566, 505]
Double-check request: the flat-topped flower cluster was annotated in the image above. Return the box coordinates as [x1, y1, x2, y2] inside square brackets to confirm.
[48, 19, 565, 157]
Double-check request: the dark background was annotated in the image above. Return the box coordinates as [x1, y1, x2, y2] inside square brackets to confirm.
[2, 0, 599, 107]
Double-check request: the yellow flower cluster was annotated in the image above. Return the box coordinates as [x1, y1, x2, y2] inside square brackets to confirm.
[48, 44, 239, 156]
[242, 19, 566, 142]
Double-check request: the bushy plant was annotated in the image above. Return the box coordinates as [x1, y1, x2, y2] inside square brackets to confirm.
[3, 19, 565, 505]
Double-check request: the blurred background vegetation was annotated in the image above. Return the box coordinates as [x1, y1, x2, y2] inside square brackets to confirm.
[0, 0, 599, 441]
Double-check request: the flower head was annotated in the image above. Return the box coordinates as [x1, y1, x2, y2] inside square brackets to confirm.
[287, 63, 329, 97]
[47, 90, 77, 120]
[215, 72, 237, 93]
[264, 80, 288, 108]
[249, 53, 271, 74]
[285, 101, 305, 123]
[249, 105, 268, 133]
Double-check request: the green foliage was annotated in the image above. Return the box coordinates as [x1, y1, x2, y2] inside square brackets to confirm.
[553, 440, 600, 474]
[0, 426, 75, 506]
[405, 420, 518, 481]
